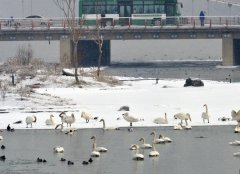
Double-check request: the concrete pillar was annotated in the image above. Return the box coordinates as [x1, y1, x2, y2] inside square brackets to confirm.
[60, 38, 73, 66]
[222, 38, 234, 66]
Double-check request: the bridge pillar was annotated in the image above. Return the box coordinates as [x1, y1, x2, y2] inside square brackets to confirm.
[60, 38, 73, 66]
[222, 38, 234, 66]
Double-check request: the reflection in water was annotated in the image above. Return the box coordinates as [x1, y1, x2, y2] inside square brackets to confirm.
[0, 126, 240, 174]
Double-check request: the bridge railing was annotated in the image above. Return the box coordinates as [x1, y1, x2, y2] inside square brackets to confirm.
[0, 16, 240, 31]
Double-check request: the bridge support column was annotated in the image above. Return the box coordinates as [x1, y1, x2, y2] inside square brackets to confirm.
[60, 38, 73, 66]
[222, 38, 234, 66]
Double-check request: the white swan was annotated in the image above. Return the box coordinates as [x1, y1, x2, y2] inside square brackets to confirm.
[59, 112, 75, 127]
[202, 104, 210, 123]
[229, 140, 240, 146]
[132, 145, 144, 161]
[149, 143, 160, 157]
[81, 111, 94, 123]
[173, 123, 183, 130]
[99, 119, 119, 130]
[129, 144, 140, 150]
[153, 113, 168, 124]
[150, 131, 165, 144]
[231, 110, 240, 126]
[159, 134, 172, 143]
[139, 137, 152, 149]
[174, 112, 191, 126]
[0, 135, 3, 141]
[25, 115, 37, 128]
[233, 152, 240, 157]
[234, 126, 240, 133]
[55, 123, 77, 134]
[53, 146, 64, 153]
[91, 136, 108, 152]
[45, 114, 55, 126]
[122, 112, 139, 126]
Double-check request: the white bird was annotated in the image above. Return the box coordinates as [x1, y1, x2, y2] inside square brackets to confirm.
[129, 144, 140, 150]
[122, 112, 139, 126]
[53, 146, 64, 153]
[25, 115, 37, 128]
[81, 111, 94, 123]
[159, 134, 172, 143]
[149, 143, 160, 157]
[202, 104, 210, 123]
[173, 123, 183, 130]
[231, 110, 240, 126]
[0, 135, 3, 141]
[139, 137, 152, 149]
[59, 112, 75, 127]
[55, 123, 77, 134]
[99, 118, 119, 130]
[90, 136, 101, 157]
[229, 140, 240, 146]
[45, 114, 55, 126]
[150, 131, 165, 144]
[233, 152, 240, 157]
[234, 126, 240, 133]
[91, 136, 108, 152]
[153, 113, 168, 124]
[132, 145, 144, 161]
[174, 112, 191, 126]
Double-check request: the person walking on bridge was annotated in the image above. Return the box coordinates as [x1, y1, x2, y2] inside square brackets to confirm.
[199, 11, 205, 26]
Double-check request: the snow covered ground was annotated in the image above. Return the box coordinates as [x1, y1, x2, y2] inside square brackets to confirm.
[0, 69, 239, 130]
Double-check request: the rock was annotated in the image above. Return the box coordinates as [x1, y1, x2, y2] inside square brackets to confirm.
[184, 78, 204, 87]
[118, 106, 130, 111]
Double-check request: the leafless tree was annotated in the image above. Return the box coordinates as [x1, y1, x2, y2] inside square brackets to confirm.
[53, 0, 85, 84]
[16, 44, 33, 65]
[93, 0, 104, 77]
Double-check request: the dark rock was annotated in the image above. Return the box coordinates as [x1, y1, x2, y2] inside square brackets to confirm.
[118, 106, 130, 111]
[184, 78, 204, 87]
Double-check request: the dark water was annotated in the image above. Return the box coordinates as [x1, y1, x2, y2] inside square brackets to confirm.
[0, 126, 240, 174]
[104, 61, 240, 82]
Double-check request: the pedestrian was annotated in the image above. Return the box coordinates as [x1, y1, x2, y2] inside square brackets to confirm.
[199, 10, 205, 26]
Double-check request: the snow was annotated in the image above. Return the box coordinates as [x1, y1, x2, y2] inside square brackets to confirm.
[0, 70, 239, 130]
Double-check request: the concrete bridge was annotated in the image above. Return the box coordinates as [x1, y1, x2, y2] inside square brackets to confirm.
[0, 16, 240, 66]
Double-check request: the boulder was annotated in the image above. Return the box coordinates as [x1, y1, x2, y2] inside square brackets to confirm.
[184, 78, 204, 87]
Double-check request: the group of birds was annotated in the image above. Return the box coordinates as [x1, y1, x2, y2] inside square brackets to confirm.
[129, 131, 172, 160]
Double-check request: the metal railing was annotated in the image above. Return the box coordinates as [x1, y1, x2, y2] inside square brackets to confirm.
[0, 16, 240, 31]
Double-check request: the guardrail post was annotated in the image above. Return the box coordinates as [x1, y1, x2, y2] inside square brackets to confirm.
[209, 19, 212, 28]
[128, 18, 130, 29]
[220, 17, 222, 25]
[144, 19, 146, 29]
[193, 19, 195, 28]
[31, 20, 34, 30]
[112, 19, 115, 29]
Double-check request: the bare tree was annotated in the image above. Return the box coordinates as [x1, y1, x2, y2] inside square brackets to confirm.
[54, 0, 84, 84]
[93, 0, 104, 77]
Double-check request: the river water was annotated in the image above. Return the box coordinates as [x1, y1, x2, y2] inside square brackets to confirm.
[0, 126, 240, 174]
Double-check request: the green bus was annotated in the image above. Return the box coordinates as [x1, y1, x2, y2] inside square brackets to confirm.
[79, 0, 182, 26]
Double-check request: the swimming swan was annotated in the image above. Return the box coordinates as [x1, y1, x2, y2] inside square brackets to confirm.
[91, 136, 108, 152]
[139, 137, 152, 149]
[202, 104, 210, 123]
[53, 146, 64, 153]
[153, 113, 168, 124]
[229, 140, 240, 146]
[132, 145, 144, 161]
[25, 115, 37, 128]
[149, 143, 160, 157]
[150, 131, 165, 144]
[99, 119, 119, 130]
[45, 114, 55, 126]
[129, 144, 140, 150]
[174, 112, 191, 126]
[231, 110, 240, 126]
[0, 135, 3, 141]
[159, 134, 172, 143]
[122, 112, 139, 126]
[55, 123, 77, 134]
